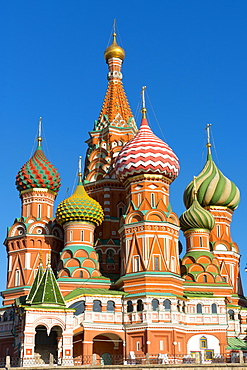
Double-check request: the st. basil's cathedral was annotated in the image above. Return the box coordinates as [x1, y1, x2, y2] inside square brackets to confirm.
[0, 31, 246, 366]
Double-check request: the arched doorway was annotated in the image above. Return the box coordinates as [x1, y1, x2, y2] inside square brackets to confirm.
[35, 325, 62, 364]
[93, 333, 123, 365]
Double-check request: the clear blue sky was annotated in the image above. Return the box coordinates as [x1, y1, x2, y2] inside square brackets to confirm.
[1, 0, 247, 295]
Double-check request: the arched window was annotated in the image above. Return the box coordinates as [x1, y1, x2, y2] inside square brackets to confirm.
[81, 230, 84, 241]
[228, 309, 234, 320]
[211, 303, 217, 314]
[203, 274, 207, 283]
[37, 204, 41, 218]
[15, 269, 20, 287]
[152, 299, 159, 311]
[69, 301, 85, 316]
[93, 300, 102, 312]
[137, 299, 144, 312]
[106, 249, 115, 263]
[200, 336, 207, 349]
[106, 301, 115, 312]
[196, 303, 202, 314]
[127, 300, 133, 313]
[163, 299, 171, 311]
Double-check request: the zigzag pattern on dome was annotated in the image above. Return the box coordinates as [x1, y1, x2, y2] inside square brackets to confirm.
[16, 145, 61, 193]
[115, 117, 179, 183]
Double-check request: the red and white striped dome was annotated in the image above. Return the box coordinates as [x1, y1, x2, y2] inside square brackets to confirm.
[115, 116, 180, 183]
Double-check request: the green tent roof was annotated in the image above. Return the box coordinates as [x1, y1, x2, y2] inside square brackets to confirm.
[227, 337, 247, 350]
[27, 262, 65, 307]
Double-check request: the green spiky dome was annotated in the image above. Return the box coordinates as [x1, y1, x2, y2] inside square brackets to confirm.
[180, 197, 215, 232]
[184, 150, 240, 211]
[56, 180, 104, 226]
[16, 143, 61, 193]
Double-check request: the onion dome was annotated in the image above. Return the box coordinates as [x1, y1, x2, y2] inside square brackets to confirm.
[56, 164, 104, 226]
[115, 105, 180, 183]
[180, 194, 215, 232]
[184, 146, 240, 211]
[16, 118, 61, 193]
[104, 33, 125, 61]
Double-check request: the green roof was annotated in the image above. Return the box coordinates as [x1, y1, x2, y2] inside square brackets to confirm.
[27, 263, 65, 307]
[64, 287, 126, 301]
[26, 263, 44, 303]
[227, 337, 247, 350]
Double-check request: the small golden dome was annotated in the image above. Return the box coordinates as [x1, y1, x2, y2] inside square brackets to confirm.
[104, 33, 125, 61]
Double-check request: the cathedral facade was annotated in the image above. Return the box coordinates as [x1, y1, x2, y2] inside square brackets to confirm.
[0, 32, 246, 365]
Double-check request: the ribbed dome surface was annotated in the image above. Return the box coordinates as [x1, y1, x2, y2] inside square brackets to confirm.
[16, 144, 61, 193]
[104, 34, 125, 61]
[56, 181, 104, 226]
[184, 152, 240, 210]
[115, 117, 180, 183]
[180, 198, 215, 232]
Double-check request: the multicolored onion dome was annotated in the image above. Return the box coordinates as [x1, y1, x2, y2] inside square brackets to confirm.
[184, 150, 240, 211]
[56, 179, 104, 226]
[104, 33, 125, 61]
[16, 143, 61, 193]
[115, 114, 180, 183]
[180, 196, 215, 232]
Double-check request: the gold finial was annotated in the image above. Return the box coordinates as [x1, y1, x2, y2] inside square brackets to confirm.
[141, 86, 147, 118]
[205, 123, 212, 154]
[104, 21, 125, 61]
[37, 117, 42, 146]
[193, 176, 197, 200]
[78, 156, 83, 183]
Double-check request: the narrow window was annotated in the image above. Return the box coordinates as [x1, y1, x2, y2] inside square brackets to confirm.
[203, 274, 207, 283]
[15, 270, 20, 286]
[137, 299, 144, 312]
[216, 225, 220, 238]
[152, 299, 159, 311]
[81, 230, 84, 241]
[136, 341, 140, 351]
[212, 303, 217, 314]
[200, 336, 207, 349]
[151, 193, 155, 208]
[154, 256, 160, 271]
[197, 303, 202, 314]
[118, 207, 123, 217]
[127, 300, 133, 313]
[93, 300, 102, 312]
[160, 340, 164, 351]
[133, 256, 140, 272]
[138, 193, 141, 207]
[37, 204, 41, 218]
[199, 237, 203, 248]
[70, 230, 73, 241]
[163, 299, 171, 311]
[106, 301, 115, 312]
[228, 310, 234, 320]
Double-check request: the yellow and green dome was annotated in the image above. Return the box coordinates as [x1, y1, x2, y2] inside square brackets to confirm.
[180, 196, 215, 232]
[56, 179, 104, 226]
[184, 150, 240, 211]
